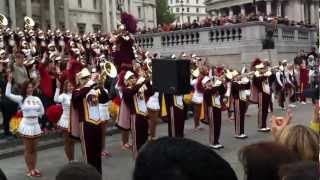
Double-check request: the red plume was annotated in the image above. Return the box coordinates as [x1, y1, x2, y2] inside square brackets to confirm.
[121, 12, 138, 34]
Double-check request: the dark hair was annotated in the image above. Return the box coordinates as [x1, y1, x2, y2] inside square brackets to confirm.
[62, 80, 72, 93]
[0, 169, 7, 180]
[279, 161, 319, 180]
[55, 162, 101, 180]
[21, 80, 35, 99]
[239, 141, 300, 180]
[133, 137, 238, 180]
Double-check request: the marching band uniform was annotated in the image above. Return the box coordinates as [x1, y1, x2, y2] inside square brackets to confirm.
[231, 76, 251, 138]
[5, 82, 44, 138]
[54, 87, 72, 130]
[122, 71, 149, 158]
[70, 68, 109, 174]
[203, 77, 226, 149]
[285, 66, 298, 107]
[253, 64, 271, 132]
[299, 63, 309, 104]
[161, 93, 186, 138]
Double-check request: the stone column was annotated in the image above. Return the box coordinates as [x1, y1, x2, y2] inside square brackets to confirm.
[102, 0, 111, 32]
[128, 0, 133, 14]
[240, 5, 245, 15]
[123, 0, 128, 12]
[39, 0, 46, 30]
[49, 0, 56, 30]
[64, 0, 70, 30]
[153, 7, 157, 27]
[229, 7, 234, 17]
[111, 0, 117, 30]
[277, 1, 282, 17]
[266, 0, 272, 16]
[218, 9, 222, 17]
[144, 5, 148, 28]
[26, 0, 32, 17]
[8, 0, 16, 28]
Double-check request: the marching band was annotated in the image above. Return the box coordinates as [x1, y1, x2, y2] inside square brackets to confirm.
[0, 12, 317, 177]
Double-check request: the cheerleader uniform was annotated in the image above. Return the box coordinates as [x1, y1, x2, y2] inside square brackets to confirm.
[54, 88, 72, 130]
[147, 92, 160, 110]
[191, 78, 204, 104]
[98, 89, 111, 123]
[5, 82, 44, 138]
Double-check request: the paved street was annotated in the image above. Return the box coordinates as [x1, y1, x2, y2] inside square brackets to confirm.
[0, 103, 313, 180]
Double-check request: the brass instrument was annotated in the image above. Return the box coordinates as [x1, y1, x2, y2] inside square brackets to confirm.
[99, 59, 117, 80]
[24, 16, 35, 30]
[0, 13, 8, 29]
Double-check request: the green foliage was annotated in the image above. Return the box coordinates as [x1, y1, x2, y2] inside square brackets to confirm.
[156, 0, 176, 25]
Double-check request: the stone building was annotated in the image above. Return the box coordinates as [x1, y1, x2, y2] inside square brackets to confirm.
[205, 0, 319, 25]
[0, 0, 157, 32]
[168, 0, 207, 24]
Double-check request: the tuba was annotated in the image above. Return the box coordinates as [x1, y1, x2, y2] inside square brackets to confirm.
[100, 60, 117, 80]
[0, 13, 8, 29]
[24, 16, 35, 30]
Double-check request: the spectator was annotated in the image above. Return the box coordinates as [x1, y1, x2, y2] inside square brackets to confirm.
[55, 162, 101, 180]
[293, 49, 307, 66]
[275, 125, 319, 161]
[239, 141, 300, 180]
[133, 137, 238, 180]
[0, 168, 7, 180]
[278, 161, 319, 180]
[11, 52, 29, 90]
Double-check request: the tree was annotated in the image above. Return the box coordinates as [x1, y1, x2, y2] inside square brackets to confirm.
[156, 0, 176, 25]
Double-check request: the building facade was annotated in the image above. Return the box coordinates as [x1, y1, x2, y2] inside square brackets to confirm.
[0, 0, 157, 33]
[168, 0, 207, 24]
[205, 0, 319, 25]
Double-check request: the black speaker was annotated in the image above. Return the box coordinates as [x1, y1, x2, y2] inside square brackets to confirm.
[152, 59, 191, 94]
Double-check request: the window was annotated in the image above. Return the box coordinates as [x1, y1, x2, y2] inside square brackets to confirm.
[176, 0, 179, 3]
[170, 0, 173, 4]
[186, 0, 189, 3]
[92, 24, 101, 32]
[176, 7, 179, 12]
[196, 8, 199, 13]
[77, 23, 86, 34]
[187, 8, 189, 12]
[187, 16, 191, 23]
[78, 0, 82, 8]
[197, 16, 200, 22]
[93, 0, 97, 9]
[196, 0, 199, 4]
[138, 7, 142, 18]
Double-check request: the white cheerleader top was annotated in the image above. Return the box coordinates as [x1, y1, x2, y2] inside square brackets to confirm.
[5, 82, 44, 118]
[54, 88, 72, 113]
[191, 78, 203, 104]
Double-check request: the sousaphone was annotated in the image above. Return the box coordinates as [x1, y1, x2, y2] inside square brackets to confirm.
[24, 16, 35, 29]
[101, 61, 117, 78]
[0, 13, 8, 28]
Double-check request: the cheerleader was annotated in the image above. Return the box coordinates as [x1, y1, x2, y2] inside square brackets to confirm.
[275, 63, 286, 109]
[122, 71, 149, 158]
[99, 87, 112, 158]
[5, 73, 44, 177]
[203, 76, 226, 149]
[191, 67, 206, 130]
[54, 80, 75, 162]
[285, 64, 298, 108]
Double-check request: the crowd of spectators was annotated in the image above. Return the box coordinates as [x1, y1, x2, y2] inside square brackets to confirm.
[137, 13, 317, 34]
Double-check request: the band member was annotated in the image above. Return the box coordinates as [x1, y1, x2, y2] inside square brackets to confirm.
[70, 68, 109, 174]
[54, 80, 75, 162]
[253, 63, 272, 132]
[231, 71, 251, 138]
[122, 71, 149, 158]
[285, 64, 298, 108]
[299, 61, 309, 104]
[275, 62, 286, 109]
[161, 93, 186, 138]
[203, 76, 226, 149]
[6, 74, 44, 177]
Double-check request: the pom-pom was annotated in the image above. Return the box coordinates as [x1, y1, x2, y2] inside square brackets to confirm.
[46, 104, 63, 124]
[10, 111, 23, 135]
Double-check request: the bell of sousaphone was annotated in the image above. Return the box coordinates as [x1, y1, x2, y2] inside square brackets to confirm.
[103, 61, 117, 78]
[0, 13, 8, 27]
[24, 16, 35, 28]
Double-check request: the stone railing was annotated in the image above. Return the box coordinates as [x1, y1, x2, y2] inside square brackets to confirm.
[135, 22, 317, 65]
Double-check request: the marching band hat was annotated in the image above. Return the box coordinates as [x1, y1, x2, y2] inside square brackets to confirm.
[281, 59, 287, 64]
[124, 71, 134, 80]
[201, 76, 211, 85]
[77, 68, 91, 80]
[191, 54, 197, 58]
[0, 49, 5, 56]
[232, 70, 239, 77]
[255, 63, 265, 69]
